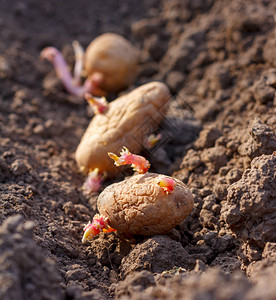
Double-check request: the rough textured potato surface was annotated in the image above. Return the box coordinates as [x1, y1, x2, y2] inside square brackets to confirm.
[97, 173, 194, 235]
[75, 82, 170, 176]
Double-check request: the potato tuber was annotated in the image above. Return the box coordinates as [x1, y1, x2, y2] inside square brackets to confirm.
[41, 33, 138, 97]
[96, 172, 194, 236]
[84, 33, 139, 95]
[75, 81, 170, 177]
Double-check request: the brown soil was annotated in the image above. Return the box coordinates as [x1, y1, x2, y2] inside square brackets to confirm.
[1, 0, 276, 299]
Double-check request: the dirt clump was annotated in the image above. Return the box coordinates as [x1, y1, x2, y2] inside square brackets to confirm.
[119, 235, 195, 279]
[0, 215, 64, 300]
[222, 153, 276, 263]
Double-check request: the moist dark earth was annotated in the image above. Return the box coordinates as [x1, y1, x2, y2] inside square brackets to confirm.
[1, 0, 276, 299]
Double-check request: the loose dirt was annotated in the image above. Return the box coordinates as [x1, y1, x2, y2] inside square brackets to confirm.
[1, 0, 276, 299]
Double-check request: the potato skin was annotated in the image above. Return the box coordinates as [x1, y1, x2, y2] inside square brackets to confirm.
[97, 173, 194, 235]
[75, 82, 170, 176]
[85, 33, 138, 93]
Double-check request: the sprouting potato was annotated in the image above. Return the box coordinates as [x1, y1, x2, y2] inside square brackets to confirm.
[41, 33, 138, 97]
[97, 173, 194, 235]
[84, 33, 139, 95]
[82, 172, 194, 242]
[75, 81, 171, 178]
